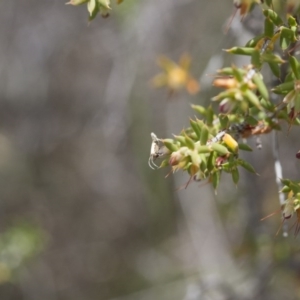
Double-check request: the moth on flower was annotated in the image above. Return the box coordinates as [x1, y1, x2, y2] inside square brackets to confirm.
[148, 133, 166, 169]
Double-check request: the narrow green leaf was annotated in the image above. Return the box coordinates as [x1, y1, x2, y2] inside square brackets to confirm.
[225, 47, 256, 56]
[212, 171, 220, 190]
[173, 135, 187, 146]
[244, 90, 262, 109]
[163, 139, 179, 152]
[219, 161, 228, 172]
[219, 114, 229, 129]
[212, 90, 232, 102]
[207, 151, 216, 172]
[190, 119, 201, 140]
[88, 0, 96, 13]
[280, 29, 292, 50]
[260, 98, 275, 112]
[272, 81, 294, 94]
[199, 153, 207, 165]
[238, 143, 253, 151]
[280, 178, 291, 186]
[281, 186, 291, 193]
[238, 159, 257, 174]
[210, 143, 229, 155]
[189, 132, 198, 140]
[288, 15, 297, 28]
[191, 105, 207, 117]
[206, 106, 214, 126]
[268, 61, 280, 78]
[87, 0, 98, 18]
[245, 34, 264, 48]
[195, 118, 205, 130]
[200, 125, 209, 145]
[264, 17, 274, 38]
[189, 151, 200, 167]
[290, 184, 300, 195]
[261, 53, 285, 64]
[184, 135, 195, 150]
[232, 168, 239, 185]
[252, 73, 269, 101]
[217, 67, 235, 76]
[285, 71, 294, 82]
[251, 50, 261, 69]
[231, 66, 244, 82]
[289, 56, 300, 80]
[263, 9, 283, 26]
[280, 28, 296, 50]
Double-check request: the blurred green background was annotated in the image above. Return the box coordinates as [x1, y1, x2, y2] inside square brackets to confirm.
[0, 0, 300, 299]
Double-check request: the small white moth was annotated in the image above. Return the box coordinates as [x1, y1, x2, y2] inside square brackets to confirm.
[148, 132, 164, 169]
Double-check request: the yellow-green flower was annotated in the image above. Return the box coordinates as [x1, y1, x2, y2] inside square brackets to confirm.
[152, 54, 200, 95]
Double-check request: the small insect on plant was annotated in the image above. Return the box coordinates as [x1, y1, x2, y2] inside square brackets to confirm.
[148, 133, 166, 169]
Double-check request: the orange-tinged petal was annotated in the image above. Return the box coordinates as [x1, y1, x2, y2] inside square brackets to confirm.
[186, 78, 200, 95]
[213, 77, 237, 89]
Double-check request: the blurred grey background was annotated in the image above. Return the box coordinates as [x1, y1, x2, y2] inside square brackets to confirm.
[0, 0, 300, 299]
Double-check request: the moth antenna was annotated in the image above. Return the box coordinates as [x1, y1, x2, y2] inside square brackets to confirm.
[148, 157, 155, 170]
[148, 157, 159, 170]
[152, 160, 159, 169]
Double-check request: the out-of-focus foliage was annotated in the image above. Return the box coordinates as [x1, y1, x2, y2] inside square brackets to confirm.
[0, 223, 45, 283]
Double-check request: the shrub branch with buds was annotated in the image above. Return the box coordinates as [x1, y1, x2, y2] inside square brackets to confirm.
[67, 0, 300, 235]
[148, 1, 300, 235]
